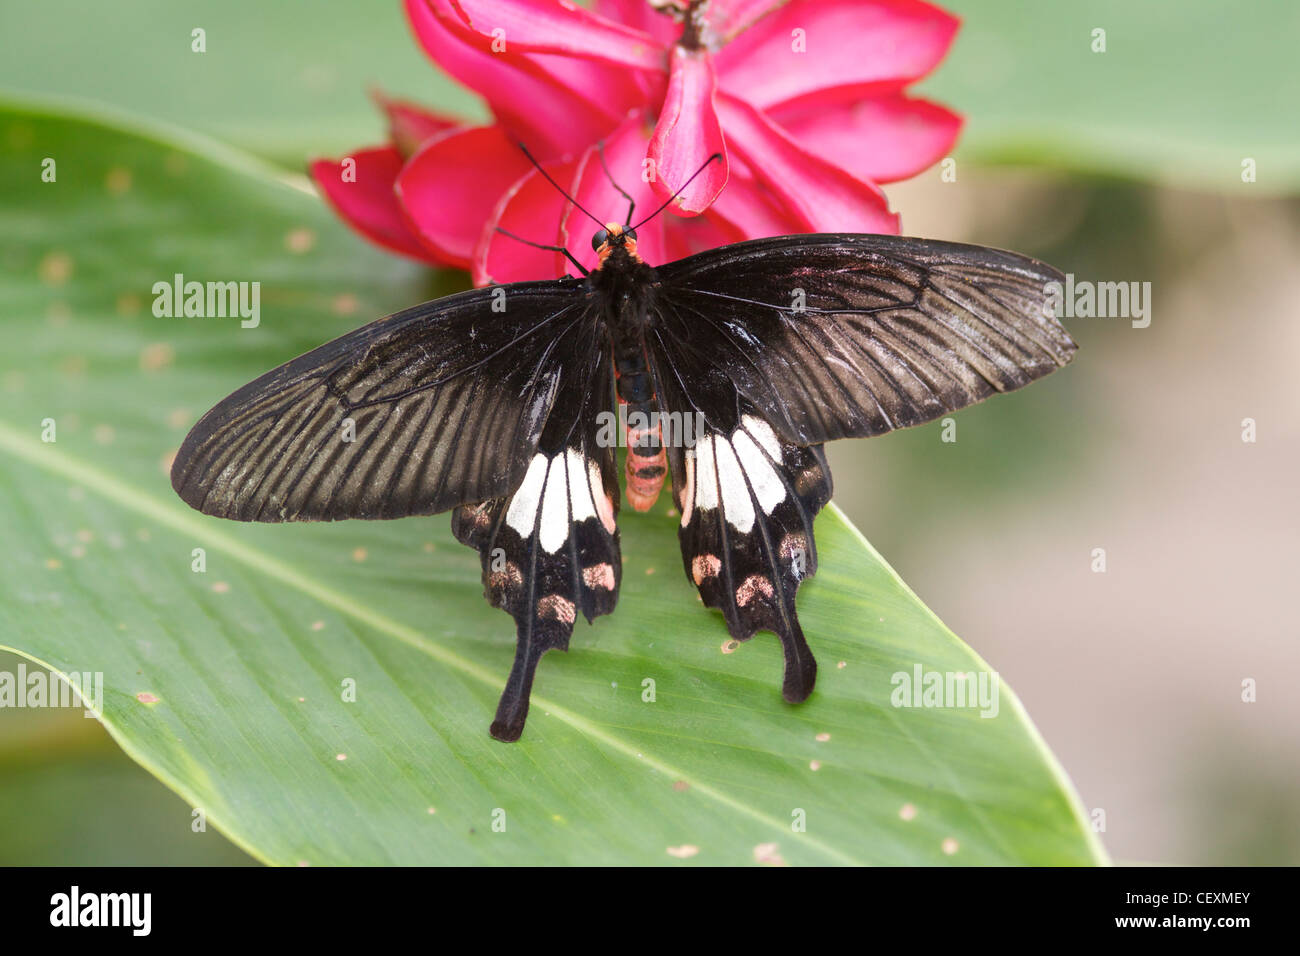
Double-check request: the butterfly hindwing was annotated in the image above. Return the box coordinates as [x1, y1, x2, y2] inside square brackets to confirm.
[671, 405, 832, 702]
[645, 318, 832, 701]
[452, 319, 622, 741]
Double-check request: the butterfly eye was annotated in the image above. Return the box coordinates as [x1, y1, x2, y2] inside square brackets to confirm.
[624, 227, 637, 241]
[591, 228, 609, 251]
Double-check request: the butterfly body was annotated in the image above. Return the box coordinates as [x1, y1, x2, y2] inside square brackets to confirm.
[172, 231, 1077, 742]
[591, 224, 671, 510]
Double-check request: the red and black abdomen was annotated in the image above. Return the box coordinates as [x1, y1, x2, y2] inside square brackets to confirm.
[613, 337, 666, 511]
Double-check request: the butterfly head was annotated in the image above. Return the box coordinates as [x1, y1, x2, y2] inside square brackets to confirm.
[592, 222, 639, 265]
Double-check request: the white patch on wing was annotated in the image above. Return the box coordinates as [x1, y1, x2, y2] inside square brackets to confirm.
[539, 456, 571, 553]
[679, 451, 696, 528]
[505, 454, 549, 536]
[741, 415, 782, 459]
[693, 437, 719, 510]
[687, 420, 788, 534]
[565, 449, 597, 524]
[508, 450, 604, 553]
[587, 455, 617, 533]
[732, 429, 785, 515]
[711, 436, 755, 533]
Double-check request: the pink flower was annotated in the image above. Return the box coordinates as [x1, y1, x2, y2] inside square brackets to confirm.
[311, 0, 962, 284]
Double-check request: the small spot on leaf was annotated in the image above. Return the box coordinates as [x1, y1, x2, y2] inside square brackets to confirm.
[139, 342, 176, 371]
[285, 227, 317, 253]
[105, 166, 132, 194]
[38, 251, 73, 285]
[753, 842, 787, 866]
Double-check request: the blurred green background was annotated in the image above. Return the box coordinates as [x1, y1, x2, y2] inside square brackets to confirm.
[1, 0, 1296, 865]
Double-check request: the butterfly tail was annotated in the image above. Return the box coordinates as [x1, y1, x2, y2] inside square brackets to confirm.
[780, 618, 818, 703]
[490, 624, 559, 742]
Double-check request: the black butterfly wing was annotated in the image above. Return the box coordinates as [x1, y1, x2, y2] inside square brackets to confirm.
[646, 336, 831, 704]
[651, 234, 1077, 445]
[452, 315, 622, 742]
[173, 278, 624, 742]
[646, 233, 1076, 701]
[171, 279, 588, 521]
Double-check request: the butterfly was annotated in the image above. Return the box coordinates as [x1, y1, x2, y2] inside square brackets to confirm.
[170, 155, 1076, 742]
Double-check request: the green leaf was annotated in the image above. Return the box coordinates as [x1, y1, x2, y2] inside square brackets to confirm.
[2, 0, 1295, 188]
[929, 0, 1300, 191]
[0, 99, 1107, 865]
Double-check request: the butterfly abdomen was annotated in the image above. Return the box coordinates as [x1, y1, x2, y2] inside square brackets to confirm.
[609, 292, 667, 510]
[614, 354, 667, 512]
[623, 398, 666, 511]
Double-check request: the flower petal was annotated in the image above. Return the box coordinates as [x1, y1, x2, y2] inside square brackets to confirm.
[445, 0, 665, 71]
[396, 125, 536, 270]
[770, 93, 961, 183]
[661, 202, 749, 260]
[594, 0, 679, 46]
[707, 0, 793, 41]
[717, 93, 899, 234]
[474, 159, 580, 285]
[648, 45, 729, 216]
[310, 146, 440, 263]
[714, 0, 959, 111]
[371, 91, 462, 159]
[405, 0, 630, 155]
[701, 169, 806, 240]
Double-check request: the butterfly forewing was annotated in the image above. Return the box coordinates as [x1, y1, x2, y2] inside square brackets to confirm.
[170, 280, 587, 521]
[652, 234, 1076, 445]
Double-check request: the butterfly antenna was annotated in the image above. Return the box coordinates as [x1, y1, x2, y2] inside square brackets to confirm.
[517, 142, 605, 229]
[494, 227, 589, 276]
[631, 153, 723, 231]
[596, 140, 636, 226]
